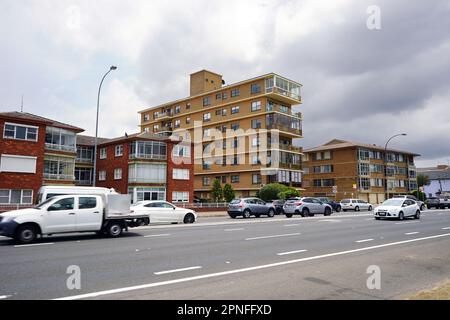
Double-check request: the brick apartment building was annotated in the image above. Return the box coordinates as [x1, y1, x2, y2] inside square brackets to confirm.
[0, 112, 84, 205]
[302, 139, 419, 203]
[0, 111, 194, 207]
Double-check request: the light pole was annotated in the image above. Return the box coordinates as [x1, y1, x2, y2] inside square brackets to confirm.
[384, 133, 407, 200]
[93, 66, 117, 187]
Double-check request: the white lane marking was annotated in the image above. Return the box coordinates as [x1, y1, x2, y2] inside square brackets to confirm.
[277, 249, 308, 256]
[318, 219, 341, 223]
[355, 239, 374, 243]
[284, 224, 300, 227]
[0, 295, 12, 300]
[54, 233, 450, 300]
[405, 232, 419, 235]
[442, 227, 450, 230]
[245, 233, 301, 241]
[14, 243, 55, 248]
[395, 221, 419, 225]
[224, 228, 244, 232]
[144, 234, 171, 238]
[154, 266, 202, 275]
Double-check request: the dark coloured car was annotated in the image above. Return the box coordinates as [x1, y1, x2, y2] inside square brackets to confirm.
[317, 197, 341, 212]
[425, 197, 440, 209]
[227, 198, 276, 219]
[268, 200, 285, 215]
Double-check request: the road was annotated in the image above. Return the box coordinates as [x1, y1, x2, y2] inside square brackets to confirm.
[1, 209, 450, 300]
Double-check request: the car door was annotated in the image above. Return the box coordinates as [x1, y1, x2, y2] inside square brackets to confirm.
[401, 200, 413, 217]
[311, 198, 322, 213]
[257, 200, 268, 214]
[76, 196, 103, 231]
[44, 197, 76, 233]
[160, 202, 179, 222]
[145, 202, 170, 223]
[246, 199, 257, 214]
[407, 200, 417, 216]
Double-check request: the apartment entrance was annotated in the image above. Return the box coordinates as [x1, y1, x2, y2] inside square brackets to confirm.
[129, 187, 166, 203]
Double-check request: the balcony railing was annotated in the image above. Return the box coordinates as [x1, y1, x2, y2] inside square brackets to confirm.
[45, 143, 76, 153]
[129, 153, 167, 160]
[269, 144, 303, 153]
[44, 173, 74, 181]
[76, 158, 94, 164]
[155, 111, 173, 120]
[75, 179, 93, 186]
[267, 123, 302, 136]
[266, 104, 302, 119]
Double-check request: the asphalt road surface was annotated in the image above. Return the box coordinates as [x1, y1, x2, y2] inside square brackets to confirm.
[1, 209, 450, 300]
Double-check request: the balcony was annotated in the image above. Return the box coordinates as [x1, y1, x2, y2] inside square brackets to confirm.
[44, 173, 74, 181]
[45, 143, 76, 153]
[155, 111, 173, 120]
[265, 75, 302, 105]
[270, 144, 303, 153]
[75, 179, 93, 186]
[266, 102, 302, 119]
[75, 157, 93, 164]
[153, 125, 173, 133]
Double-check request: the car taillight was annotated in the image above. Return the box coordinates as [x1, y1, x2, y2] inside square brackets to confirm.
[239, 202, 244, 208]
[295, 202, 303, 206]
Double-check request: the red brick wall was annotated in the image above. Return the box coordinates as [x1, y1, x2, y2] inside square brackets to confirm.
[95, 141, 130, 194]
[0, 119, 46, 202]
[166, 141, 194, 202]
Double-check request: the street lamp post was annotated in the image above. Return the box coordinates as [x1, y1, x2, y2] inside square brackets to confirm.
[93, 66, 117, 187]
[384, 133, 407, 200]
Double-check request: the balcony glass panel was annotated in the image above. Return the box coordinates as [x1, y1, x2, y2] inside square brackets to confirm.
[129, 141, 167, 160]
[44, 155, 75, 180]
[45, 127, 76, 152]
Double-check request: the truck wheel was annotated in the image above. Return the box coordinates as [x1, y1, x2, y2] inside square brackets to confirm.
[106, 222, 123, 238]
[15, 225, 38, 244]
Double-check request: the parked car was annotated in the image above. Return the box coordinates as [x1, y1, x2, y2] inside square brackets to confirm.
[340, 199, 373, 212]
[0, 194, 148, 244]
[283, 197, 332, 218]
[316, 197, 342, 212]
[267, 200, 285, 215]
[392, 195, 425, 211]
[227, 198, 276, 219]
[438, 196, 450, 209]
[425, 197, 440, 209]
[131, 201, 197, 224]
[374, 198, 420, 220]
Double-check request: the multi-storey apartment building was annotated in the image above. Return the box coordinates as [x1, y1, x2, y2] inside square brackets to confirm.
[94, 132, 194, 204]
[0, 112, 84, 205]
[75, 135, 109, 186]
[302, 139, 419, 203]
[139, 70, 304, 200]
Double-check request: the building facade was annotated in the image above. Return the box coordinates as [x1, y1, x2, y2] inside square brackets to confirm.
[0, 112, 84, 206]
[139, 70, 304, 200]
[418, 165, 450, 197]
[302, 139, 419, 203]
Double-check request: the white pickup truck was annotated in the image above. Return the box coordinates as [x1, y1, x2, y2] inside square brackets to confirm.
[0, 194, 149, 244]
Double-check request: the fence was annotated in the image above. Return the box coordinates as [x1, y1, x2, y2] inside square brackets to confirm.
[176, 202, 229, 209]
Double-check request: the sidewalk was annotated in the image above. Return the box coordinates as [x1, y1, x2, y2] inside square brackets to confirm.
[196, 211, 228, 217]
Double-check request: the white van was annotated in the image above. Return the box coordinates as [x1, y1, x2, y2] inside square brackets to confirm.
[37, 186, 118, 204]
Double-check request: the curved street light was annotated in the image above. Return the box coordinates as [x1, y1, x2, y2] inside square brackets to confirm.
[384, 133, 407, 200]
[93, 66, 117, 187]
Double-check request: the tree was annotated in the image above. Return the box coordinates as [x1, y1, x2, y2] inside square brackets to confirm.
[417, 174, 430, 187]
[278, 187, 300, 200]
[223, 184, 235, 203]
[410, 189, 427, 202]
[258, 183, 288, 201]
[211, 179, 223, 202]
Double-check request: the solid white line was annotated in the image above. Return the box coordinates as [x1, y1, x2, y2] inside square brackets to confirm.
[154, 266, 202, 275]
[355, 239, 374, 243]
[405, 232, 419, 235]
[224, 228, 244, 231]
[277, 249, 307, 256]
[395, 221, 419, 225]
[144, 234, 171, 238]
[442, 227, 450, 230]
[0, 295, 12, 300]
[54, 233, 450, 300]
[245, 233, 301, 241]
[284, 224, 300, 227]
[14, 243, 55, 248]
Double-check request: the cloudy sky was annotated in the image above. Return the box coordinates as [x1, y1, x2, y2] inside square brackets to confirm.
[1, 0, 449, 167]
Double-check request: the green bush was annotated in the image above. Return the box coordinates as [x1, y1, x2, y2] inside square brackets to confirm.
[410, 190, 426, 201]
[223, 184, 235, 203]
[278, 188, 301, 200]
[258, 183, 288, 201]
[211, 179, 223, 202]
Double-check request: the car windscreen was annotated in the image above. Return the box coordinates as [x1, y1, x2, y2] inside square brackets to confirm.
[381, 199, 404, 206]
[34, 198, 55, 209]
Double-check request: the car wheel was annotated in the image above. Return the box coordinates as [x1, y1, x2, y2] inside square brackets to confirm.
[420, 204, 425, 211]
[243, 209, 251, 219]
[324, 207, 332, 216]
[355, 206, 360, 212]
[301, 208, 310, 217]
[285, 212, 293, 218]
[106, 222, 123, 238]
[228, 213, 236, 219]
[15, 224, 38, 244]
[368, 206, 373, 211]
[427, 205, 431, 209]
[335, 205, 341, 212]
[183, 213, 195, 224]
[399, 212, 405, 221]
[268, 209, 275, 218]
[414, 210, 421, 219]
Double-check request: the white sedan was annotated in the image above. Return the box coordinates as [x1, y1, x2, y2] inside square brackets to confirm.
[374, 198, 421, 220]
[131, 201, 197, 224]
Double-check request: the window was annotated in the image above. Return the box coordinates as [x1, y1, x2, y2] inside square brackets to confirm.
[370, 178, 384, 187]
[0, 189, 33, 204]
[175, 105, 181, 114]
[370, 164, 383, 173]
[172, 191, 189, 203]
[323, 151, 331, 160]
[114, 168, 122, 180]
[252, 174, 262, 184]
[231, 156, 238, 166]
[279, 105, 289, 113]
[173, 169, 190, 180]
[0, 154, 37, 173]
[173, 145, 191, 158]
[186, 103, 191, 110]
[99, 170, 106, 181]
[79, 197, 97, 209]
[76, 146, 93, 162]
[251, 83, 261, 94]
[100, 148, 107, 159]
[129, 141, 167, 160]
[174, 120, 181, 128]
[203, 161, 211, 170]
[216, 93, 222, 100]
[251, 119, 262, 129]
[44, 155, 75, 180]
[45, 127, 76, 152]
[359, 178, 370, 190]
[203, 128, 211, 137]
[203, 96, 211, 107]
[358, 149, 370, 161]
[222, 92, 228, 99]
[252, 137, 260, 147]
[231, 106, 240, 114]
[359, 163, 370, 176]
[231, 88, 240, 97]
[215, 109, 222, 116]
[231, 175, 240, 183]
[129, 187, 166, 203]
[75, 168, 92, 185]
[186, 117, 191, 124]
[49, 197, 74, 211]
[222, 109, 227, 116]
[231, 123, 240, 131]
[3, 123, 38, 141]
[203, 113, 211, 122]
[115, 145, 123, 157]
[144, 114, 150, 122]
[251, 101, 262, 112]
[251, 155, 261, 165]
[203, 177, 211, 186]
[128, 164, 166, 183]
[233, 137, 239, 148]
[153, 125, 159, 132]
